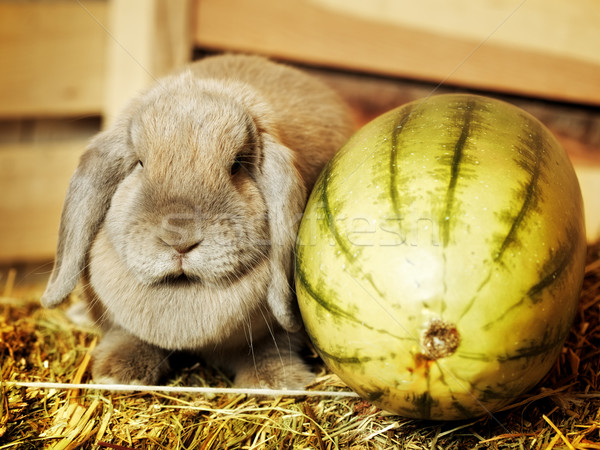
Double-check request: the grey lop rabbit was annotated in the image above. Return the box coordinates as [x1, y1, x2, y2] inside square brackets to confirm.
[41, 54, 354, 388]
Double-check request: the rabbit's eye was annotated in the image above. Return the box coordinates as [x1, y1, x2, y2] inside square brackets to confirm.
[230, 158, 242, 175]
[137, 160, 144, 168]
[231, 153, 253, 176]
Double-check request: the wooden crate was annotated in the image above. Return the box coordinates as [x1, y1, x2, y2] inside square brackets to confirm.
[0, 1, 107, 118]
[194, 0, 600, 106]
[0, 139, 87, 262]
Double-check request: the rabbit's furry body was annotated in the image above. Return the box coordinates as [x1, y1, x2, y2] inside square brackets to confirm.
[42, 54, 354, 387]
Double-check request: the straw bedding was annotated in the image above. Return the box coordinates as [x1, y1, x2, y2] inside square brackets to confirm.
[1, 242, 599, 449]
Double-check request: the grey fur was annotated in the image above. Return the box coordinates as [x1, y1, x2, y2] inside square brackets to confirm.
[41, 54, 354, 388]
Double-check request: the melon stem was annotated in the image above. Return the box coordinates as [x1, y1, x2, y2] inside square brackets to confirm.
[421, 318, 461, 360]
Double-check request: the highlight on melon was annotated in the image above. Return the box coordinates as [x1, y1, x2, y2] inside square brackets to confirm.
[295, 94, 587, 420]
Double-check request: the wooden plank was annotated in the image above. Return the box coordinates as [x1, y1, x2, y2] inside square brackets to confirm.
[193, 0, 600, 106]
[0, 1, 107, 118]
[0, 141, 85, 262]
[103, 0, 193, 126]
[312, 0, 600, 68]
[574, 166, 600, 243]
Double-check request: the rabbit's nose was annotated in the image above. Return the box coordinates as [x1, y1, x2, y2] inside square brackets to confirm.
[173, 241, 201, 255]
[160, 211, 202, 254]
[158, 236, 202, 254]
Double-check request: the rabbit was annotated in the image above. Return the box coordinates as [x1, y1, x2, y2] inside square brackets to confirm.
[40, 54, 354, 388]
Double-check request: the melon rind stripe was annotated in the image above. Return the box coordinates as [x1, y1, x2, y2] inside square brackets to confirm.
[497, 330, 564, 362]
[526, 229, 575, 300]
[413, 391, 435, 420]
[320, 161, 356, 264]
[297, 146, 412, 342]
[295, 263, 361, 328]
[483, 226, 577, 329]
[295, 260, 408, 341]
[389, 104, 414, 220]
[320, 154, 386, 299]
[493, 117, 547, 262]
[440, 99, 475, 247]
[307, 332, 376, 366]
[459, 112, 551, 321]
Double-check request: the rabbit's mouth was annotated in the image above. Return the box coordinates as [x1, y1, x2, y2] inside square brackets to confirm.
[161, 272, 201, 286]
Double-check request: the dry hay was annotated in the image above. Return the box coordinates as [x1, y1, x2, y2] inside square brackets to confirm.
[1, 243, 600, 449]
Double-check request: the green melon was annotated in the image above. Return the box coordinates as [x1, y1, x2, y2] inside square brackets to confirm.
[295, 94, 586, 420]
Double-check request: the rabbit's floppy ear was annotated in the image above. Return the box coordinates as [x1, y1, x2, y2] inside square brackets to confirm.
[41, 128, 135, 308]
[256, 134, 307, 332]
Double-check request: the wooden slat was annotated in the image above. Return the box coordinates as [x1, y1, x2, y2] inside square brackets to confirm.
[193, 0, 600, 106]
[0, 1, 107, 118]
[575, 166, 600, 242]
[0, 141, 85, 262]
[102, 0, 193, 126]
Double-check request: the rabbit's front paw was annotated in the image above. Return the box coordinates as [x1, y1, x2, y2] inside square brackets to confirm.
[235, 358, 314, 390]
[231, 334, 314, 389]
[91, 328, 171, 385]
